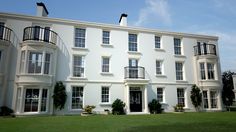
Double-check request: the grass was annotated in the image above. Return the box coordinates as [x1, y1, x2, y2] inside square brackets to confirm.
[0, 112, 236, 132]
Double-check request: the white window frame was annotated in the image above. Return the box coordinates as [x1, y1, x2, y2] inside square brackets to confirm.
[177, 88, 185, 107]
[27, 52, 43, 74]
[128, 34, 138, 52]
[155, 36, 161, 49]
[210, 90, 218, 108]
[174, 38, 182, 55]
[71, 86, 84, 110]
[102, 31, 110, 44]
[207, 63, 215, 80]
[200, 62, 206, 80]
[73, 55, 85, 77]
[156, 60, 163, 75]
[102, 57, 110, 73]
[101, 86, 110, 103]
[74, 28, 86, 48]
[43, 53, 51, 74]
[175, 62, 184, 80]
[202, 90, 209, 109]
[157, 87, 164, 103]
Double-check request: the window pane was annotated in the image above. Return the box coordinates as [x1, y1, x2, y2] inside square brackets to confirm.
[102, 57, 110, 72]
[101, 87, 109, 103]
[103, 31, 110, 44]
[44, 53, 50, 74]
[203, 91, 208, 108]
[28, 52, 42, 73]
[200, 63, 206, 80]
[207, 63, 215, 79]
[155, 36, 160, 48]
[24, 89, 39, 112]
[175, 62, 183, 80]
[177, 88, 185, 107]
[73, 56, 84, 77]
[157, 88, 163, 102]
[75, 28, 86, 47]
[156, 61, 162, 75]
[40, 89, 48, 112]
[174, 38, 181, 55]
[129, 34, 137, 51]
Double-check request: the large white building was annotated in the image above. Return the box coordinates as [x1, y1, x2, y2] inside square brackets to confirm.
[0, 3, 223, 115]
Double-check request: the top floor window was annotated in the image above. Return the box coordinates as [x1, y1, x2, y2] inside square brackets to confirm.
[129, 34, 137, 51]
[75, 28, 86, 48]
[174, 38, 181, 55]
[155, 36, 161, 49]
[103, 31, 110, 44]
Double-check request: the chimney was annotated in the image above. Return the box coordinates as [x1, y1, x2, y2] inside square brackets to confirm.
[119, 13, 128, 26]
[36, 2, 49, 17]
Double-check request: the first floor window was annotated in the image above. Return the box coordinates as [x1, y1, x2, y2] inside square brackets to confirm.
[175, 62, 183, 80]
[20, 51, 25, 73]
[207, 63, 215, 79]
[177, 88, 185, 107]
[210, 91, 217, 108]
[24, 88, 48, 112]
[156, 60, 162, 75]
[102, 57, 110, 73]
[28, 52, 43, 73]
[71, 86, 83, 109]
[101, 87, 109, 103]
[203, 91, 208, 108]
[73, 56, 85, 77]
[157, 88, 163, 102]
[200, 63, 206, 80]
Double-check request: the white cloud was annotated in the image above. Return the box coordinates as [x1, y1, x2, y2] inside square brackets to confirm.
[134, 0, 171, 26]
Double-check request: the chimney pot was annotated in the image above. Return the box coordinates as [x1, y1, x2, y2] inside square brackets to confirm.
[119, 13, 128, 26]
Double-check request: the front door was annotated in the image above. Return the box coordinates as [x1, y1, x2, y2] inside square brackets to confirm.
[130, 91, 142, 112]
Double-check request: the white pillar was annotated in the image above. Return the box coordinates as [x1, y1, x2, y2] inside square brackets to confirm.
[126, 86, 130, 114]
[144, 86, 148, 113]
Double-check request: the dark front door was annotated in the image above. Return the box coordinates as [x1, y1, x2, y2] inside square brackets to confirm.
[130, 91, 142, 112]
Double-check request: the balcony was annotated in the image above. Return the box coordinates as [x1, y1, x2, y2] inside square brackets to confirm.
[23, 26, 58, 45]
[124, 66, 145, 79]
[194, 43, 216, 56]
[0, 25, 13, 44]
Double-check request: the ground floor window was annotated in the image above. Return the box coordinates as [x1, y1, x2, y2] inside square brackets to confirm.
[24, 88, 48, 112]
[101, 87, 109, 103]
[71, 86, 83, 109]
[210, 91, 218, 108]
[203, 91, 208, 108]
[177, 88, 185, 107]
[157, 88, 163, 103]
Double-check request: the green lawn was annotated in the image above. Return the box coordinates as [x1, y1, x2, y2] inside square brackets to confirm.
[0, 112, 236, 132]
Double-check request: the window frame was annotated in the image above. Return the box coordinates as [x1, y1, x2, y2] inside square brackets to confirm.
[102, 57, 110, 73]
[175, 62, 184, 80]
[102, 31, 110, 44]
[27, 52, 43, 74]
[177, 88, 185, 107]
[101, 86, 110, 103]
[207, 63, 215, 80]
[74, 28, 86, 48]
[200, 62, 206, 80]
[202, 90, 209, 109]
[210, 91, 218, 108]
[155, 36, 161, 49]
[157, 87, 164, 103]
[73, 55, 85, 77]
[128, 34, 138, 52]
[156, 60, 163, 75]
[174, 38, 182, 55]
[71, 86, 84, 110]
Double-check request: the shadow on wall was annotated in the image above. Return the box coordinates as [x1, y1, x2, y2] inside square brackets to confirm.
[56, 36, 70, 81]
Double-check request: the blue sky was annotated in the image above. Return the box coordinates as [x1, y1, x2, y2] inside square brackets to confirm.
[1, 0, 235, 72]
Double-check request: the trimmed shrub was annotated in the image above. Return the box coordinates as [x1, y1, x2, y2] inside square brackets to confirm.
[148, 99, 163, 114]
[0, 106, 14, 116]
[83, 105, 95, 114]
[52, 81, 67, 110]
[173, 104, 184, 112]
[112, 99, 125, 115]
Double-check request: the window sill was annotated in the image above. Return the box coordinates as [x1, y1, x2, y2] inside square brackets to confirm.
[155, 74, 167, 78]
[72, 47, 89, 51]
[127, 51, 142, 55]
[199, 79, 218, 82]
[70, 77, 88, 80]
[174, 55, 186, 58]
[99, 102, 112, 106]
[100, 72, 114, 76]
[101, 44, 114, 48]
[176, 80, 188, 83]
[154, 48, 165, 52]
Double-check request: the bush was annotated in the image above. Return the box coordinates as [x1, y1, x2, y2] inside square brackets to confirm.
[83, 105, 95, 114]
[0, 106, 14, 116]
[148, 99, 163, 114]
[52, 81, 67, 110]
[112, 99, 125, 115]
[173, 104, 184, 112]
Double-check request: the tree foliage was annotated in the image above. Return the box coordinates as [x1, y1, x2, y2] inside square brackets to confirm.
[190, 84, 202, 111]
[222, 71, 235, 107]
[52, 81, 67, 110]
[112, 99, 125, 115]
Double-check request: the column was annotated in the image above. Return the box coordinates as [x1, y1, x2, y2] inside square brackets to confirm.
[126, 86, 130, 114]
[144, 86, 148, 113]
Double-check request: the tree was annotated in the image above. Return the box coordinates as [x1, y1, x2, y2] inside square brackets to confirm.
[190, 84, 202, 111]
[112, 99, 125, 115]
[222, 71, 235, 108]
[52, 81, 67, 110]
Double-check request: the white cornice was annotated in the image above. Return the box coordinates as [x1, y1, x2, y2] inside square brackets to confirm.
[0, 12, 218, 40]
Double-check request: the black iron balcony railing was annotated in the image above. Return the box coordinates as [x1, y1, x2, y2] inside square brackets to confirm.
[0, 25, 13, 43]
[194, 43, 216, 56]
[23, 26, 58, 45]
[124, 66, 145, 79]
